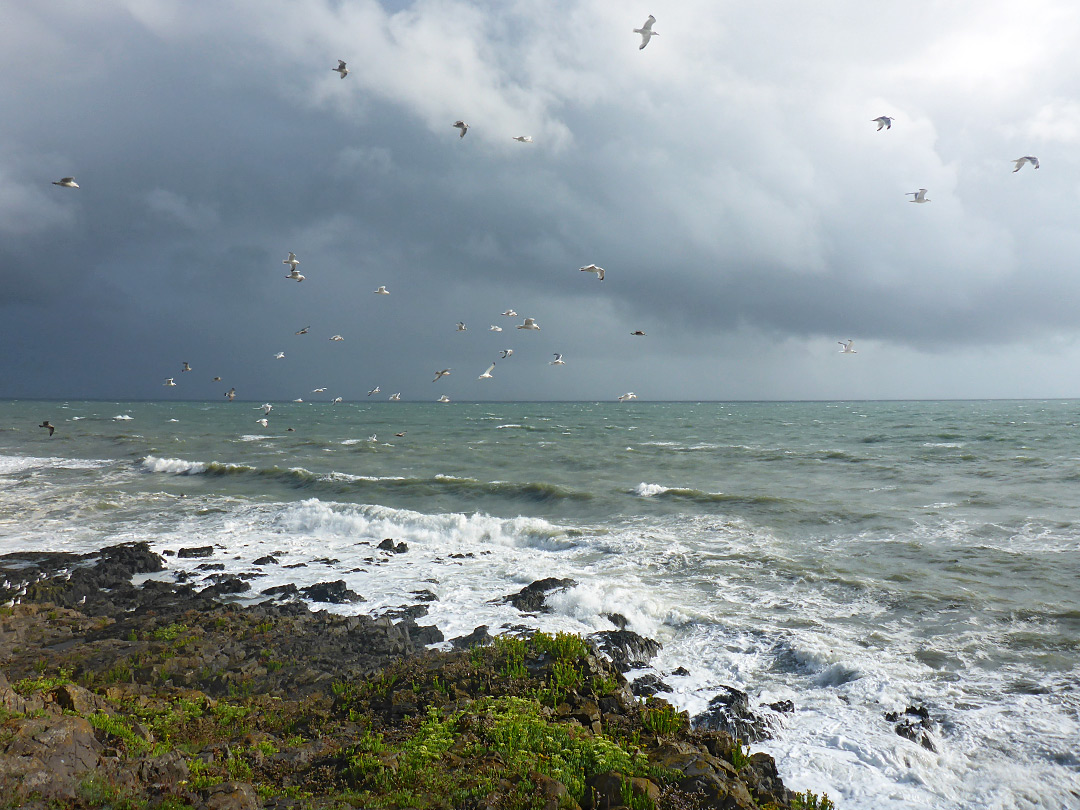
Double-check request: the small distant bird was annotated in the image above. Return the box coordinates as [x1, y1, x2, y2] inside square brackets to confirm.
[389, 393, 401, 401]
[285, 268, 305, 282]
[838, 340, 857, 354]
[293, 398, 303, 403]
[453, 120, 470, 138]
[295, 326, 310, 335]
[550, 354, 565, 365]
[437, 395, 451, 403]
[457, 322, 467, 332]
[256, 418, 268, 427]
[618, 392, 638, 402]
[490, 325, 503, 332]
[213, 376, 222, 381]
[164, 378, 177, 386]
[395, 431, 406, 437]
[332, 396, 343, 403]
[501, 309, 517, 317]
[512, 136, 533, 143]
[313, 387, 327, 393]
[181, 361, 192, 372]
[368, 386, 381, 396]
[634, 15, 658, 49]
[39, 420, 55, 436]
[1012, 156, 1039, 172]
[907, 188, 930, 203]
[872, 116, 894, 131]
[283, 252, 300, 270]
[517, 318, 540, 330]
[52, 177, 79, 188]
[631, 330, 646, 336]
[261, 403, 273, 414]
[500, 349, 514, 358]
[329, 335, 344, 341]
[580, 264, 605, 281]
[226, 388, 237, 400]
[368, 434, 377, 442]
[333, 60, 349, 78]
[374, 286, 390, 294]
[273, 352, 285, 360]
[479, 363, 495, 379]
[433, 369, 452, 382]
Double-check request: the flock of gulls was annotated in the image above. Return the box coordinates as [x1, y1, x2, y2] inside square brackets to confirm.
[40, 13, 1044, 435]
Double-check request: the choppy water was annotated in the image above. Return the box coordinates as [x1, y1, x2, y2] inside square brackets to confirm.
[1, 398, 1078, 809]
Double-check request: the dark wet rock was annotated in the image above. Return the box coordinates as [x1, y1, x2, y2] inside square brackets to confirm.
[300, 580, 363, 604]
[767, 699, 795, 714]
[177, 545, 214, 558]
[671, 666, 690, 677]
[197, 562, 226, 571]
[603, 612, 629, 630]
[740, 751, 794, 808]
[309, 557, 339, 566]
[451, 625, 493, 650]
[162, 549, 176, 556]
[630, 674, 673, 697]
[885, 705, 936, 751]
[411, 589, 438, 602]
[691, 685, 773, 742]
[448, 552, 475, 559]
[396, 617, 444, 646]
[253, 555, 279, 566]
[377, 539, 408, 554]
[200, 577, 251, 598]
[283, 562, 307, 569]
[588, 630, 662, 672]
[381, 604, 429, 622]
[497, 577, 577, 613]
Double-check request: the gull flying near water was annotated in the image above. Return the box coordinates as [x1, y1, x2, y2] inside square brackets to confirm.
[368, 386, 380, 397]
[163, 378, 177, 387]
[453, 120, 469, 138]
[1012, 156, 1039, 172]
[517, 318, 540, 330]
[873, 116, 894, 131]
[437, 395, 451, 403]
[512, 136, 533, 143]
[838, 340, 857, 354]
[226, 388, 236, 400]
[634, 15, 658, 49]
[479, 363, 495, 379]
[580, 264, 605, 281]
[906, 188, 930, 203]
[39, 421, 55, 436]
[52, 177, 79, 188]
[374, 286, 390, 295]
[389, 393, 401, 401]
[332, 396, 343, 403]
[433, 369, 452, 382]
[499, 349, 514, 358]
[333, 60, 349, 79]
[618, 392, 638, 402]
[255, 418, 268, 428]
[550, 354, 565, 365]
[261, 403, 273, 414]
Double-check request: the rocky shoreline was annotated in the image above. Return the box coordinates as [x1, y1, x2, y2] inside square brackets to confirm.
[1, 542, 836, 809]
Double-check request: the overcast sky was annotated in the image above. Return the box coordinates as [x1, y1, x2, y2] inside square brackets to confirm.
[3, 0, 1080, 402]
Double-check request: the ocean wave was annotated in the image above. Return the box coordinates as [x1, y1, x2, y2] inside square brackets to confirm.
[0, 455, 113, 475]
[495, 424, 535, 430]
[633, 482, 789, 505]
[112, 414, 134, 421]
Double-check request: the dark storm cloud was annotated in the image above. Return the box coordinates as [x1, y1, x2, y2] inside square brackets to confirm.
[3, 0, 1080, 400]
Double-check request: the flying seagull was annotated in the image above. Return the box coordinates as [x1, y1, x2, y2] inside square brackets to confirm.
[226, 388, 236, 400]
[261, 403, 273, 414]
[285, 268, 305, 282]
[273, 351, 285, 359]
[52, 177, 79, 188]
[873, 116, 894, 131]
[313, 388, 327, 393]
[1012, 156, 1039, 172]
[181, 361, 192, 372]
[368, 386, 381, 396]
[329, 335, 344, 341]
[479, 363, 495, 379]
[333, 60, 349, 79]
[255, 418, 268, 428]
[580, 264, 605, 281]
[457, 322, 467, 332]
[501, 309, 517, 317]
[618, 392, 638, 402]
[906, 188, 930, 203]
[368, 434, 377, 442]
[39, 420, 55, 436]
[433, 369, 452, 382]
[374, 286, 390, 294]
[395, 431, 406, 437]
[634, 15, 658, 49]
[631, 330, 646, 336]
[453, 120, 470, 138]
[283, 252, 299, 270]
[164, 378, 177, 387]
[332, 396, 343, 403]
[838, 340, 857, 354]
[295, 326, 310, 335]
[512, 136, 533, 143]
[213, 376, 222, 382]
[490, 325, 503, 332]
[550, 354, 565, 365]
[517, 318, 540, 330]
[437, 395, 451, 403]
[389, 393, 401, 401]
[499, 349, 514, 358]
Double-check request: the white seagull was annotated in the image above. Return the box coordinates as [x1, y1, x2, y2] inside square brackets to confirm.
[618, 392, 638, 402]
[389, 393, 401, 401]
[368, 386, 380, 396]
[226, 388, 236, 400]
[333, 60, 349, 79]
[52, 177, 79, 188]
[313, 387, 327, 393]
[1012, 156, 1039, 172]
[499, 349, 514, 358]
[295, 326, 310, 335]
[838, 340, 857, 354]
[873, 116, 894, 131]
[550, 354, 565, 365]
[580, 264, 605, 281]
[181, 361, 192, 372]
[517, 318, 540, 330]
[490, 325, 503, 332]
[273, 352, 285, 359]
[433, 369, 452, 382]
[285, 268, 305, 282]
[163, 378, 177, 387]
[261, 403, 273, 414]
[634, 15, 658, 49]
[293, 398, 303, 403]
[332, 396, 343, 403]
[906, 188, 930, 203]
[256, 418, 269, 427]
[501, 309, 517, 317]
[329, 335, 344, 341]
[283, 252, 300, 270]
[453, 120, 470, 138]
[437, 395, 451, 403]
[512, 136, 533, 143]
[479, 363, 495, 379]
[457, 322, 467, 332]
[374, 286, 390, 294]
[368, 434, 377, 442]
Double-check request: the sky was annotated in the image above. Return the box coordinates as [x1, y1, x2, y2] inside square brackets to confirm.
[3, 0, 1080, 402]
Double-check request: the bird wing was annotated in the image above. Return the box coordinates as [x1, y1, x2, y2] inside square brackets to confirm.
[642, 15, 655, 31]
[483, 363, 495, 376]
[338, 60, 347, 69]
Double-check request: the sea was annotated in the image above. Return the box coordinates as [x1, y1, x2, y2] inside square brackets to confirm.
[1, 398, 1077, 810]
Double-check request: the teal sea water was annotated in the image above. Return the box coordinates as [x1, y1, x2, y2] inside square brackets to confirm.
[1, 399, 1078, 809]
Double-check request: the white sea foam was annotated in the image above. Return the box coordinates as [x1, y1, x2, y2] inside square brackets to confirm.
[0, 455, 112, 475]
[634, 482, 670, 497]
[141, 456, 207, 475]
[112, 414, 134, 420]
